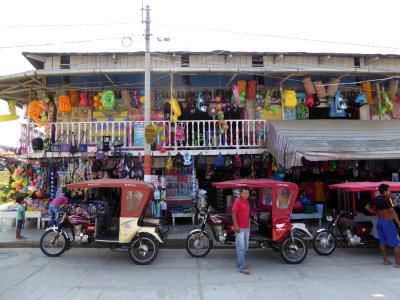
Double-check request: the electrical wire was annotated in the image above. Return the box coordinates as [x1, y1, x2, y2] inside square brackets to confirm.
[0, 22, 139, 28]
[152, 22, 400, 52]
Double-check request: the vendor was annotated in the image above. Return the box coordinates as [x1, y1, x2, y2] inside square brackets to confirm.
[49, 191, 71, 227]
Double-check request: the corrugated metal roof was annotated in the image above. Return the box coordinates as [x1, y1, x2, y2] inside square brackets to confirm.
[266, 120, 400, 169]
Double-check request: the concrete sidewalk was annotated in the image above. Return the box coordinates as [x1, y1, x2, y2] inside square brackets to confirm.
[0, 217, 200, 248]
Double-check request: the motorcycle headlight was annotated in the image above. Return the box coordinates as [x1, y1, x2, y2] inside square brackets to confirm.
[326, 215, 333, 222]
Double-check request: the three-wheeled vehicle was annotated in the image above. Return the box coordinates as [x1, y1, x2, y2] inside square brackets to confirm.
[186, 179, 310, 264]
[40, 179, 168, 265]
[313, 181, 400, 255]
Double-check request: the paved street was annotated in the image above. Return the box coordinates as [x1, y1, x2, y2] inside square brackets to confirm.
[0, 247, 399, 300]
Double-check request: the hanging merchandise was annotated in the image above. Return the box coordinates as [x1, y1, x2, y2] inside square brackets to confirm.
[58, 95, 72, 113]
[196, 152, 206, 170]
[326, 78, 340, 97]
[302, 77, 316, 95]
[154, 91, 163, 111]
[183, 151, 192, 166]
[174, 123, 186, 146]
[197, 92, 207, 112]
[174, 152, 183, 168]
[69, 90, 79, 107]
[361, 82, 373, 105]
[335, 90, 348, 112]
[237, 80, 247, 96]
[264, 89, 278, 113]
[283, 90, 297, 107]
[231, 85, 241, 106]
[165, 154, 174, 171]
[355, 93, 368, 106]
[0, 100, 19, 122]
[214, 152, 224, 169]
[170, 97, 182, 122]
[313, 81, 327, 99]
[380, 90, 393, 115]
[28, 100, 48, 127]
[329, 97, 346, 118]
[233, 154, 242, 168]
[246, 80, 257, 100]
[139, 88, 145, 105]
[305, 94, 314, 108]
[101, 90, 116, 111]
[392, 97, 400, 119]
[79, 92, 90, 108]
[93, 92, 104, 111]
[296, 102, 309, 120]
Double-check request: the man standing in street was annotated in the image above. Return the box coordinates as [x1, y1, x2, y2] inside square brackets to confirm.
[365, 183, 400, 267]
[232, 188, 251, 275]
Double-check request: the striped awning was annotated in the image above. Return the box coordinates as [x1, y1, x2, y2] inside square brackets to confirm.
[266, 120, 400, 169]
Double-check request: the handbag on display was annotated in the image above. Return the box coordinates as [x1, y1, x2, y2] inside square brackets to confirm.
[60, 133, 70, 152]
[15, 139, 28, 155]
[69, 132, 78, 155]
[43, 138, 52, 152]
[50, 134, 63, 152]
[77, 132, 88, 152]
[31, 137, 44, 151]
[102, 135, 111, 152]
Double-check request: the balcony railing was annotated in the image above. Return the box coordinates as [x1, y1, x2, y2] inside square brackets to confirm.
[20, 119, 267, 156]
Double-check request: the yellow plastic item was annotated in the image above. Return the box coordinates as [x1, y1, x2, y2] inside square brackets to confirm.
[283, 90, 297, 107]
[0, 100, 19, 122]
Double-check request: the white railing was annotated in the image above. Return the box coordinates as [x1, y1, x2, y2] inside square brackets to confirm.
[21, 119, 267, 154]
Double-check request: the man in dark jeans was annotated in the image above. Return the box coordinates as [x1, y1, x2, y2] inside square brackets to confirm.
[365, 184, 400, 267]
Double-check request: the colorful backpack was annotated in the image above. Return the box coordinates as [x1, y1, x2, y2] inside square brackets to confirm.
[165, 155, 173, 171]
[174, 152, 183, 168]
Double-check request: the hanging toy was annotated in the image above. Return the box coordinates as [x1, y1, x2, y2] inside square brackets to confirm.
[79, 93, 91, 107]
[58, 95, 72, 113]
[28, 100, 47, 127]
[335, 90, 347, 112]
[93, 92, 104, 111]
[139, 88, 145, 105]
[355, 93, 367, 106]
[197, 92, 207, 112]
[231, 85, 240, 106]
[0, 100, 19, 122]
[170, 98, 182, 122]
[101, 90, 116, 111]
[380, 91, 394, 115]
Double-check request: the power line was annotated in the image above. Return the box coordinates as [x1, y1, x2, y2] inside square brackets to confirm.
[0, 22, 139, 28]
[153, 22, 400, 51]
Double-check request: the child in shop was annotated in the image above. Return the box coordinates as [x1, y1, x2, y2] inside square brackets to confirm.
[15, 196, 26, 240]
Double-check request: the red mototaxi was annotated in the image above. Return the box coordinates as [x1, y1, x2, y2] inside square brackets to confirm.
[212, 179, 299, 242]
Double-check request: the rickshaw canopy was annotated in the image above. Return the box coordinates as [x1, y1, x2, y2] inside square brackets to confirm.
[67, 178, 154, 218]
[329, 181, 400, 192]
[213, 179, 299, 241]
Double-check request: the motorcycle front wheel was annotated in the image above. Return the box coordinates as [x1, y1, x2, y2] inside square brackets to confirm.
[186, 231, 213, 258]
[279, 235, 308, 264]
[312, 229, 337, 256]
[40, 230, 67, 257]
[128, 233, 159, 265]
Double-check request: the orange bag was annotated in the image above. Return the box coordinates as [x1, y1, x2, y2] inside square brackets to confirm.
[59, 95, 72, 113]
[362, 82, 373, 105]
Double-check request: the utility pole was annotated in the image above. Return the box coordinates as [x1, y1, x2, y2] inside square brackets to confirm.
[143, 5, 151, 177]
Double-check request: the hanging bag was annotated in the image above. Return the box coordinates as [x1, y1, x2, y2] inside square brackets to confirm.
[50, 134, 64, 152]
[102, 135, 111, 152]
[15, 139, 27, 155]
[69, 132, 78, 155]
[31, 137, 44, 151]
[174, 152, 183, 168]
[78, 132, 88, 152]
[214, 152, 224, 169]
[43, 138, 52, 153]
[61, 133, 70, 152]
[196, 152, 206, 170]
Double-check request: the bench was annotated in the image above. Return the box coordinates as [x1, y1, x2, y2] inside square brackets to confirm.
[0, 210, 42, 230]
[171, 213, 195, 226]
[291, 211, 323, 227]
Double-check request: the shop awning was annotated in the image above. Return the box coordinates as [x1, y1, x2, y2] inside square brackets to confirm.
[329, 181, 400, 192]
[266, 120, 400, 169]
